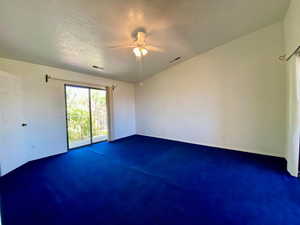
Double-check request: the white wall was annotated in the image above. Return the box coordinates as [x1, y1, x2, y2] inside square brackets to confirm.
[0, 21, 291, 175]
[0, 58, 136, 175]
[0, 71, 27, 175]
[284, 0, 300, 176]
[136, 22, 287, 158]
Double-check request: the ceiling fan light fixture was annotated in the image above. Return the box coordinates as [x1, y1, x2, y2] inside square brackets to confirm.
[141, 48, 148, 56]
[133, 47, 148, 57]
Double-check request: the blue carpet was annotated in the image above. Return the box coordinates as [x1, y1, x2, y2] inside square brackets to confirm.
[1, 135, 300, 225]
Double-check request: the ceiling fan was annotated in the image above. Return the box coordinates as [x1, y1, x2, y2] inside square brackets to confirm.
[109, 30, 163, 58]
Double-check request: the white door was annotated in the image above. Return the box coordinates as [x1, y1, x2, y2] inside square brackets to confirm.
[0, 71, 26, 176]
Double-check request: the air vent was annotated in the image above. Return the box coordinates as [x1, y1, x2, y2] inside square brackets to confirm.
[169, 57, 181, 64]
[92, 65, 104, 70]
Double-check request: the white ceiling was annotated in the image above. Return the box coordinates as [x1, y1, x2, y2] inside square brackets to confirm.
[0, 0, 290, 82]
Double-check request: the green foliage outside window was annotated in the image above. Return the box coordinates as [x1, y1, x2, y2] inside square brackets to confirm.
[66, 86, 107, 143]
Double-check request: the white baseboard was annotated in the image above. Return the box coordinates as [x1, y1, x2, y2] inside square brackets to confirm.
[0, 150, 67, 177]
[111, 133, 136, 142]
[136, 133, 285, 159]
[0, 160, 27, 177]
[28, 150, 68, 162]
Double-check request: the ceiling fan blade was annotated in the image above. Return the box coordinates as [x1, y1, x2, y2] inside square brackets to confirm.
[108, 44, 135, 49]
[145, 45, 164, 52]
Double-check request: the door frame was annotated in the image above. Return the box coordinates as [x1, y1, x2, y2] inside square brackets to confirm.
[64, 84, 108, 150]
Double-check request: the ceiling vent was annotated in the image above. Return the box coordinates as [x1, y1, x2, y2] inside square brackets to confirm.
[169, 57, 181, 63]
[92, 65, 104, 70]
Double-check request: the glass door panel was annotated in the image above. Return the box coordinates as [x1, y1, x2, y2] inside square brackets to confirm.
[66, 86, 91, 149]
[91, 89, 108, 143]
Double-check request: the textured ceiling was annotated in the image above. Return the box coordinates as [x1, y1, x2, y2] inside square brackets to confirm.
[0, 0, 290, 82]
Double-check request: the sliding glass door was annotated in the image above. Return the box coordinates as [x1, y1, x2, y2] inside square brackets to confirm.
[65, 85, 108, 149]
[91, 89, 108, 143]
